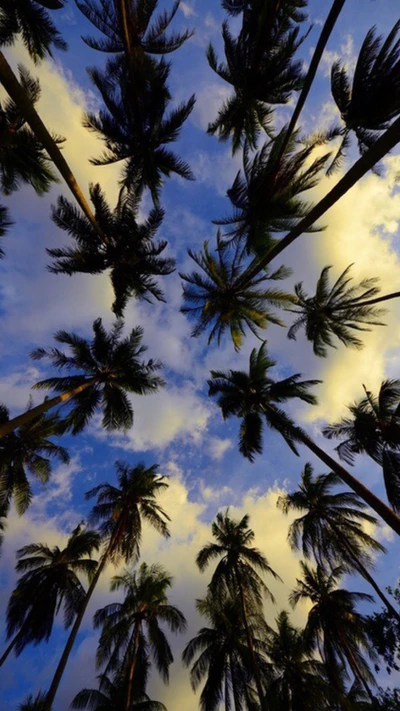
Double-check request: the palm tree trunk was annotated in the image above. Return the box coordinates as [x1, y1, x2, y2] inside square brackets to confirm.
[0, 52, 106, 243]
[276, 0, 347, 164]
[334, 291, 400, 309]
[240, 114, 400, 288]
[229, 654, 241, 711]
[330, 523, 400, 623]
[125, 620, 141, 711]
[0, 628, 23, 667]
[234, 563, 266, 711]
[43, 517, 123, 711]
[0, 379, 96, 439]
[339, 633, 376, 705]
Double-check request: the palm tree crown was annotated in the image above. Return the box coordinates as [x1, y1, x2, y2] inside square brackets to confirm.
[4, 524, 100, 657]
[287, 264, 386, 356]
[0, 404, 69, 514]
[0, 0, 67, 62]
[30, 318, 164, 434]
[71, 672, 167, 711]
[208, 342, 319, 461]
[180, 233, 294, 350]
[323, 380, 400, 511]
[48, 184, 175, 317]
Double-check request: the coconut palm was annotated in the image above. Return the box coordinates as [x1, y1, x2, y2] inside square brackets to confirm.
[19, 692, 50, 711]
[264, 610, 333, 711]
[71, 672, 167, 711]
[196, 509, 280, 709]
[290, 562, 377, 700]
[180, 232, 294, 350]
[324, 380, 400, 512]
[183, 594, 266, 711]
[287, 264, 389, 357]
[0, 64, 59, 195]
[214, 131, 328, 257]
[207, 1, 306, 152]
[329, 21, 400, 171]
[278, 463, 400, 621]
[208, 341, 400, 535]
[43, 461, 170, 711]
[0, 524, 100, 668]
[0, 318, 164, 439]
[0, 405, 69, 514]
[94, 563, 186, 710]
[48, 184, 175, 317]
[0, 0, 66, 62]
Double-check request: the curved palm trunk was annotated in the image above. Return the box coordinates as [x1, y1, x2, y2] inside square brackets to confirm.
[0, 52, 106, 242]
[125, 619, 141, 711]
[234, 564, 266, 711]
[240, 114, 400, 288]
[0, 628, 23, 667]
[0, 379, 96, 439]
[276, 0, 347, 164]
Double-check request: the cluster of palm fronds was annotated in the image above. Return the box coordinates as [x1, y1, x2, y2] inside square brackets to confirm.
[1, 0, 400, 708]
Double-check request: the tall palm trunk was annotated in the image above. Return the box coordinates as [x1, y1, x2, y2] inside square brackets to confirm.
[229, 653, 241, 711]
[333, 290, 400, 309]
[264, 403, 400, 535]
[234, 563, 266, 711]
[276, 0, 347, 164]
[0, 52, 106, 242]
[330, 522, 400, 623]
[0, 628, 24, 667]
[338, 631, 376, 704]
[0, 379, 96, 439]
[240, 114, 400, 288]
[125, 619, 141, 711]
[43, 516, 123, 711]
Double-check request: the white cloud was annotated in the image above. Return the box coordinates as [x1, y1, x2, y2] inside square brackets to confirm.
[191, 81, 231, 131]
[319, 33, 356, 77]
[208, 436, 233, 461]
[180, 1, 196, 18]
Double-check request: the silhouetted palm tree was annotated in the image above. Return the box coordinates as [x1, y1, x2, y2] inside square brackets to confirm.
[324, 380, 400, 512]
[0, 204, 12, 257]
[0, 405, 68, 514]
[0, 0, 66, 62]
[287, 264, 390, 356]
[180, 232, 294, 350]
[43, 461, 170, 711]
[0, 524, 100, 668]
[95, 563, 186, 710]
[48, 184, 175, 317]
[278, 463, 400, 621]
[71, 672, 166, 711]
[19, 691, 49, 711]
[208, 341, 400, 534]
[329, 21, 400, 171]
[0, 318, 164, 438]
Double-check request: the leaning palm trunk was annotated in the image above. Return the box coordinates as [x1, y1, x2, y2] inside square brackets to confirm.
[0, 628, 24, 667]
[264, 404, 400, 535]
[234, 563, 266, 711]
[0, 52, 106, 242]
[240, 114, 400, 288]
[338, 631, 375, 704]
[329, 522, 400, 623]
[43, 516, 124, 711]
[334, 290, 400, 309]
[0, 379, 96, 439]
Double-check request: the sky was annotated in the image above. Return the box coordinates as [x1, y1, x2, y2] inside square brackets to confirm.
[1, 0, 400, 708]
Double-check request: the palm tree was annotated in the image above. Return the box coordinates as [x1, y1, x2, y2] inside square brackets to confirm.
[43, 460, 170, 711]
[0, 203, 12, 258]
[278, 463, 400, 621]
[95, 563, 186, 710]
[207, 341, 400, 535]
[324, 380, 400, 512]
[0, 524, 100, 668]
[71, 672, 166, 711]
[48, 184, 175, 317]
[0, 405, 69, 514]
[207, 1, 306, 152]
[0, 0, 66, 62]
[180, 232, 294, 350]
[0, 64, 59, 195]
[290, 562, 377, 701]
[0, 318, 164, 439]
[196, 509, 280, 710]
[287, 264, 392, 356]
[182, 594, 266, 711]
[19, 692, 50, 711]
[329, 21, 400, 172]
[264, 610, 333, 711]
[214, 132, 328, 257]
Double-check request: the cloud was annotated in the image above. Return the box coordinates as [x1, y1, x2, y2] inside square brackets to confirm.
[319, 33, 356, 77]
[191, 81, 231, 132]
[208, 436, 233, 461]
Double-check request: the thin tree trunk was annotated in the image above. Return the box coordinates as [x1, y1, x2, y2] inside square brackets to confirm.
[234, 564, 266, 711]
[339, 633, 376, 705]
[276, 0, 347, 164]
[230, 654, 241, 711]
[125, 620, 141, 711]
[0, 629, 23, 667]
[0, 379, 96, 439]
[225, 665, 230, 711]
[240, 114, 400, 288]
[43, 518, 123, 711]
[330, 523, 400, 623]
[264, 403, 400, 535]
[0, 52, 106, 242]
[334, 291, 400, 309]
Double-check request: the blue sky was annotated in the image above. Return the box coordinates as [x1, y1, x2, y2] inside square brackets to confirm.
[1, 0, 400, 707]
